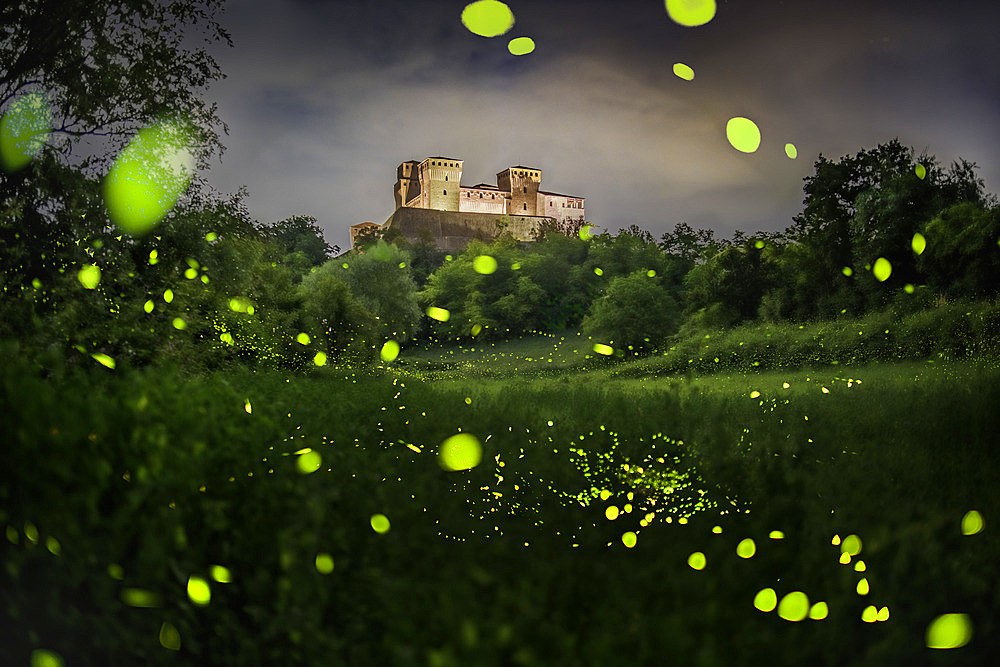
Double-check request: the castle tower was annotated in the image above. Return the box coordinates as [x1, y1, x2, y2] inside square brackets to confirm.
[497, 166, 542, 215]
[416, 157, 463, 211]
[394, 160, 421, 209]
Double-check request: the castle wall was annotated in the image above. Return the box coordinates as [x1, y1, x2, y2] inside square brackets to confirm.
[539, 193, 586, 226]
[459, 187, 507, 214]
[382, 207, 554, 250]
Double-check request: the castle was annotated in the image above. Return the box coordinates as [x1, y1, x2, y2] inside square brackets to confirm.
[351, 157, 587, 249]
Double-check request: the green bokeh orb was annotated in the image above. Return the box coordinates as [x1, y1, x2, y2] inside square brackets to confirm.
[104, 121, 194, 235]
[439, 433, 483, 471]
[726, 117, 761, 153]
[0, 92, 51, 173]
[665, 0, 717, 27]
[461, 0, 515, 37]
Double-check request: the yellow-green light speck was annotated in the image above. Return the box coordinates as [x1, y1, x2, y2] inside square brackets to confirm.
[593, 343, 614, 356]
[91, 353, 115, 370]
[104, 120, 195, 235]
[143, 299, 154, 313]
[769, 530, 784, 539]
[622, 531, 637, 548]
[926, 613, 972, 648]
[296, 332, 311, 345]
[158, 622, 181, 651]
[78, 264, 100, 289]
[186, 576, 210, 606]
[777, 591, 809, 621]
[962, 510, 984, 535]
[461, 0, 515, 37]
[473, 254, 498, 274]
[665, 0, 716, 27]
[297, 449, 322, 474]
[736, 538, 756, 558]
[381, 340, 400, 362]
[672, 63, 695, 80]
[371, 514, 391, 533]
[842, 266, 853, 277]
[911, 232, 926, 255]
[841, 534, 862, 556]
[873, 257, 892, 282]
[915, 163, 927, 180]
[753, 588, 777, 612]
[210, 565, 232, 583]
[121, 588, 161, 607]
[726, 117, 761, 153]
[605, 505, 620, 520]
[785, 143, 798, 159]
[313, 352, 327, 366]
[579, 225, 594, 240]
[508, 37, 535, 55]
[172, 317, 186, 330]
[315, 553, 335, 574]
[1, 91, 51, 173]
[439, 433, 483, 471]
[29, 649, 64, 667]
[427, 306, 450, 322]
[808, 601, 829, 620]
[687, 551, 706, 570]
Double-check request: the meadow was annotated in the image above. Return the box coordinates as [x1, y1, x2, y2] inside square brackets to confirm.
[3, 326, 998, 666]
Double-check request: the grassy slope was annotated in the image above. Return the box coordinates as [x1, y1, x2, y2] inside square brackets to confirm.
[3, 339, 999, 665]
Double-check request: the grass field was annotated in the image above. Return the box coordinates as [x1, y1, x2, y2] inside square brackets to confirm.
[3, 334, 999, 665]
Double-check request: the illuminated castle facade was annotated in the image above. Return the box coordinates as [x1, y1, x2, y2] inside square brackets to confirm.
[351, 157, 587, 249]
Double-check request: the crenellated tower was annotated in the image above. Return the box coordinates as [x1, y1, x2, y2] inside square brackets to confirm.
[496, 166, 542, 215]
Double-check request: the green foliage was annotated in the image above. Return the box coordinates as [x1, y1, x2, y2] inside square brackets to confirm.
[919, 202, 1000, 299]
[263, 215, 337, 268]
[3, 344, 1000, 665]
[337, 241, 422, 344]
[582, 270, 681, 351]
[683, 242, 770, 324]
[0, 0, 230, 173]
[298, 261, 377, 363]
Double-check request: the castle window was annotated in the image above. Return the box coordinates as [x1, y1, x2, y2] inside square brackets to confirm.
[479, 193, 483, 198]
[445, 175, 448, 181]
[523, 203, 527, 210]
[523, 186, 527, 193]
[443, 190, 447, 195]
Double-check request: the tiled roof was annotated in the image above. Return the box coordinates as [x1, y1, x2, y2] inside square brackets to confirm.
[538, 190, 584, 199]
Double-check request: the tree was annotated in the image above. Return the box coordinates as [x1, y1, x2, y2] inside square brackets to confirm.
[682, 242, 770, 327]
[582, 270, 681, 353]
[784, 139, 988, 317]
[659, 222, 725, 265]
[298, 261, 377, 362]
[338, 241, 422, 343]
[1, 0, 230, 177]
[264, 215, 338, 268]
[918, 202, 1000, 299]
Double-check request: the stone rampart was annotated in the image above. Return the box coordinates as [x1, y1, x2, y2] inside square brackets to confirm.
[382, 207, 554, 250]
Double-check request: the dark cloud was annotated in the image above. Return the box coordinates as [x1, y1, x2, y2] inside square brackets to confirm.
[206, 0, 1000, 249]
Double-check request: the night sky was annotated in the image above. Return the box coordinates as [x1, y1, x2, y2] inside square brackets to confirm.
[203, 0, 1000, 251]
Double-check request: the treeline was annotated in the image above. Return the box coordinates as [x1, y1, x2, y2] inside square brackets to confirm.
[408, 139, 1000, 353]
[2, 139, 998, 372]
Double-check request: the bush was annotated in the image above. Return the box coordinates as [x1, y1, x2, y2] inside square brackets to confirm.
[582, 270, 681, 352]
